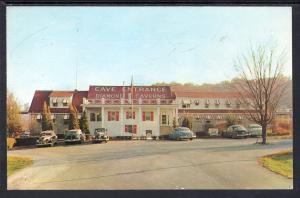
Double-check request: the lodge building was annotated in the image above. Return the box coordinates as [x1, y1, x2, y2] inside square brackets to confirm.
[28, 85, 255, 137]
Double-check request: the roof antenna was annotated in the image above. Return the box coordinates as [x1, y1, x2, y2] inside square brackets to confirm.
[75, 62, 78, 91]
[75, 24, 79, 91]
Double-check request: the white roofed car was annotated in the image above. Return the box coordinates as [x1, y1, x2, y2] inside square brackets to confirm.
[64, 129, 86, 144]
[36, 130, 58, 147]
[247, 124, 262, 137]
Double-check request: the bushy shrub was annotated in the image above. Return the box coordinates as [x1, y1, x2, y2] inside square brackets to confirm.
[15, 137, 38, 146]
[7, 138, 16, 149]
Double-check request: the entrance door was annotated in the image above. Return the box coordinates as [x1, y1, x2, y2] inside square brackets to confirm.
[146, 130, 152, 139]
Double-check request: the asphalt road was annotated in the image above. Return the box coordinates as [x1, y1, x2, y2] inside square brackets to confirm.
[7, 138, 293, 190]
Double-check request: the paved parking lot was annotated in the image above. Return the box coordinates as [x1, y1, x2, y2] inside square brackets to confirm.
[7, 138, 293, 190]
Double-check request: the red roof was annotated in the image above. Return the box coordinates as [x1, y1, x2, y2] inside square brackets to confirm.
[28, 90, 52, 113]
[29, 90, 88, 113]
[170, 85, 245, 98]
[72, 90, 88, 112]
[49, 91, 74, 97]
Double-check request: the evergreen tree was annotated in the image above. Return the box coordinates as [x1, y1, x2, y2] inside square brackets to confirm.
[7, 92, 22, 136]
[69, 105, 80, 130]
[41, 101, 49, 131]
[225, 115, 237, 127]
[47, 106, 54, 130]
[80, 110, 90, 134]
[172, 117, 177, 129]
[181, 117, 190, 129]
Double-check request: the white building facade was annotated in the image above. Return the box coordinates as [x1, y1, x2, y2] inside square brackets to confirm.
[83, 86, 177, 138]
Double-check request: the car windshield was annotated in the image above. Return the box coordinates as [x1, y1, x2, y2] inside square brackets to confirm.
[175, 127, 190, 132]
[95, 128, 105, 132]
[41, 133, 52, 136]
[232, 126, 246, 131]
[66, 130, 78, 135]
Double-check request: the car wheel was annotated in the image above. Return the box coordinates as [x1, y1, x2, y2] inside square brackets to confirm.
[176, 137, 180, 141]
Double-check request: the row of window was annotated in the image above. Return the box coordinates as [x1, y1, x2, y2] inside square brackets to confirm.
[182, 103, 242, 109]
[52, 98, 69, 107]
[182, 99, 243, 105]
[89, 111, 168, 124]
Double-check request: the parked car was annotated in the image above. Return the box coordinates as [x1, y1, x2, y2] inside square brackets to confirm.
[223, 125, 249, 138]
[19, 131, 30, 138]
[247, 124, 262, 137]
[36, 130, 58, 147]
[64, 129, 86, 144]
[92, 128, 109, 143]
[169, 127, 195, 141]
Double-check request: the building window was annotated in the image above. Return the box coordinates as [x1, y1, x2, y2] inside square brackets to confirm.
[126, 111, 136, 119]
[125, 125, 137, 134]
[142, 112, 154, 121]
[161, 115, 169, 125]
[182, 104, 190, 108]
[108, 111, 119, 121]
[90, 113, 95, 121]
[96, 113, 101, 121]
[63, 99, 69, 107]
[195, 100, 199, 105]
[215, 99, 220, 107]
[52, 98, 58, 107]
[63, 114, 69, 125]
[205, 99, 210, 108]
[226, 99, 231, 108]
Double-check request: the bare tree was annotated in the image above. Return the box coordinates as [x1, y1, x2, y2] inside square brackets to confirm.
[233, 45, 290, 144]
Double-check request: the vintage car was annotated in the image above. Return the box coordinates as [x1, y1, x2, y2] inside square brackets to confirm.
[92, 128, 109, 143]
[247, 124, 262, 137]
[36, 130, 58, 147]
[19, 131, 31, 138]
[64, 129, 86, 144]
[223, 125, 249, 138]
[169, 127, 195, 141]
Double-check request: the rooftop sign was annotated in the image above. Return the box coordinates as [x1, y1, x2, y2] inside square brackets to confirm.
[88, 86, 174, 100]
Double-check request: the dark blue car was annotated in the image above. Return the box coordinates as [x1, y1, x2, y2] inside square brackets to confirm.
[169, 127, 195, 141]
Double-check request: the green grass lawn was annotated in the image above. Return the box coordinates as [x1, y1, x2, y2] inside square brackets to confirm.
[7, 156, 33, 177]
[259, 150, 293, 179]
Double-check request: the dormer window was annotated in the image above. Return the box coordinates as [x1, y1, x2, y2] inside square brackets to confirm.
[205, 99, 210, 108]
[63, 99, 69, 107]
[182, 99, 191, 108]
[215, 99, 220, 107]
[52, 98, 58, 107]
[36, 114, 41, 120]
[226, 99, 231, 108]
[236, 99, 241, 109]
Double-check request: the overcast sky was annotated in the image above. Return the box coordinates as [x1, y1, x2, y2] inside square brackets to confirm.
[7, 6, 292, 105]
